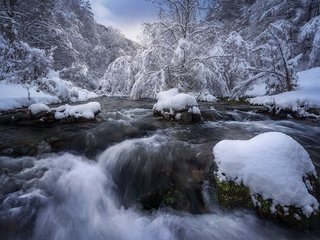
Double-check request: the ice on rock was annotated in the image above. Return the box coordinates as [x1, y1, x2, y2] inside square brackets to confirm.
[213, 132, 319, 216]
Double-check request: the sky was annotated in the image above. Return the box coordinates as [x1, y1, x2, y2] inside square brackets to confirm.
[89, 0, 157, 41]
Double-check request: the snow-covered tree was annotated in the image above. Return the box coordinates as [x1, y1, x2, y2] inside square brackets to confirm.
[0, 0, 136, 89]
[148, 0, 209, 38]
[121, 0, 224, 100]
[242, 0, 319, 69]
[299, 16, 320, 68]
[98, 56, 136, 96]
[0, 34, 53, 85]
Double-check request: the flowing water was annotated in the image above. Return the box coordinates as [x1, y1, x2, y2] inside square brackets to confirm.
[0, 97, 320, 240]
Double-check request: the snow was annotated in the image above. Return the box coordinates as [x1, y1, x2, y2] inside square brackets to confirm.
[213, 132, 319, 216]
[226, 31, 247, 48]
[153, 88, 199, 112]
[130, 69, 165, 100]
[244, 80, 267, 97]
[0, 81, 59, 111]
[0, 71, 98, 111]
[54, 102, 101, 120]
[27, 102, 101, 120]
[28, 103, 51, 115]
[299, 16, 320, 67]
[99, 56, 134, 96]
[248, 67, 320, 115]
[171, 39, 190, 66]
[190, 91, 218, 102]
[41, 71, 98, 102]
[192, 106, 201, 115]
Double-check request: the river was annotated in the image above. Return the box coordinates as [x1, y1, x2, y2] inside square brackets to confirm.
[0, 97, 319, 240]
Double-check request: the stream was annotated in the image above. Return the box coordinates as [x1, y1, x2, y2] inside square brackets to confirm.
[0, 97, 320, 240]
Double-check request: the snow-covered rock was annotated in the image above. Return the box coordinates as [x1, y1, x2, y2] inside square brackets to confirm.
[54, 102, 101, 120]
[3, 102, 101, 124]
[153, 89, 201, 123]
[213, 132, 319, 227]
[28, 103, 51, 115]
[154, 89, 197, 112]
[248, 67, 320, 118]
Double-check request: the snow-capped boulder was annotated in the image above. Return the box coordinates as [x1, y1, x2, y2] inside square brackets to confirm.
[153, 89, 201, 123]
[212, 132, 320, 228]
[54, 102, 101, 120]
[27, 103, 53, 121]
[26, 102, 101, 123]
[28, 103, 51, 115]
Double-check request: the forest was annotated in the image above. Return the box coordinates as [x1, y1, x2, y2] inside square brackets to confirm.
[1, 0, 319, 102]
[1, 1, 320, 240]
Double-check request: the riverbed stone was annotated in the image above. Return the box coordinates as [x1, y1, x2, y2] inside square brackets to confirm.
[153, 107, 201, 123]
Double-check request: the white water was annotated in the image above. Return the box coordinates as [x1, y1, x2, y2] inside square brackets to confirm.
[0, 142, 316, 240]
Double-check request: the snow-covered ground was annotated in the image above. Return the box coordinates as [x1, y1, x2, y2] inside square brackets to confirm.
[248, 67, 320, 116]
[213, 132, 319, 216]
[0, 82, 59, 111]
[0, 71, 98, 111]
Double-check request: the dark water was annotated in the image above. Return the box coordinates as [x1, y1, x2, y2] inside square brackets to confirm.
[0, 97, 320, 240]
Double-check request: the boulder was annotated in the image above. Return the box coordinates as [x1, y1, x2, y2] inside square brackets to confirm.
[212, 132, 320, 229]
[214, 175, 320, 229]
[153, 89, 201, 123]
[0, 102, 101, 125]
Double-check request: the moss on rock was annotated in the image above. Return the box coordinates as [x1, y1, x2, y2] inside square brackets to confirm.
[214, 175, 320, 229]
[215, 176, 252, 209]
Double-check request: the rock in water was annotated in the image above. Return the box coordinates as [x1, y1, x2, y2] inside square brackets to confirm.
[153, 89, 201, 123]
[212, 132, 320, 228]
[0, 102, 101, 125]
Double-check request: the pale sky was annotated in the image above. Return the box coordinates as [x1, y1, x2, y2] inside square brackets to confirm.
[89, 0, 157, 41]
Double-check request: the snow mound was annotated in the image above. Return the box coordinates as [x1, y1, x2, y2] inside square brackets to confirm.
[213, 132, 319, 216]
[248, 67, 320, 116]
[28, 103, 51, 115]
[54, 102, 101, 120]
[0, 71, 98, 111]
[0, 81, 59, 111]
[153, 88, 198, 112]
